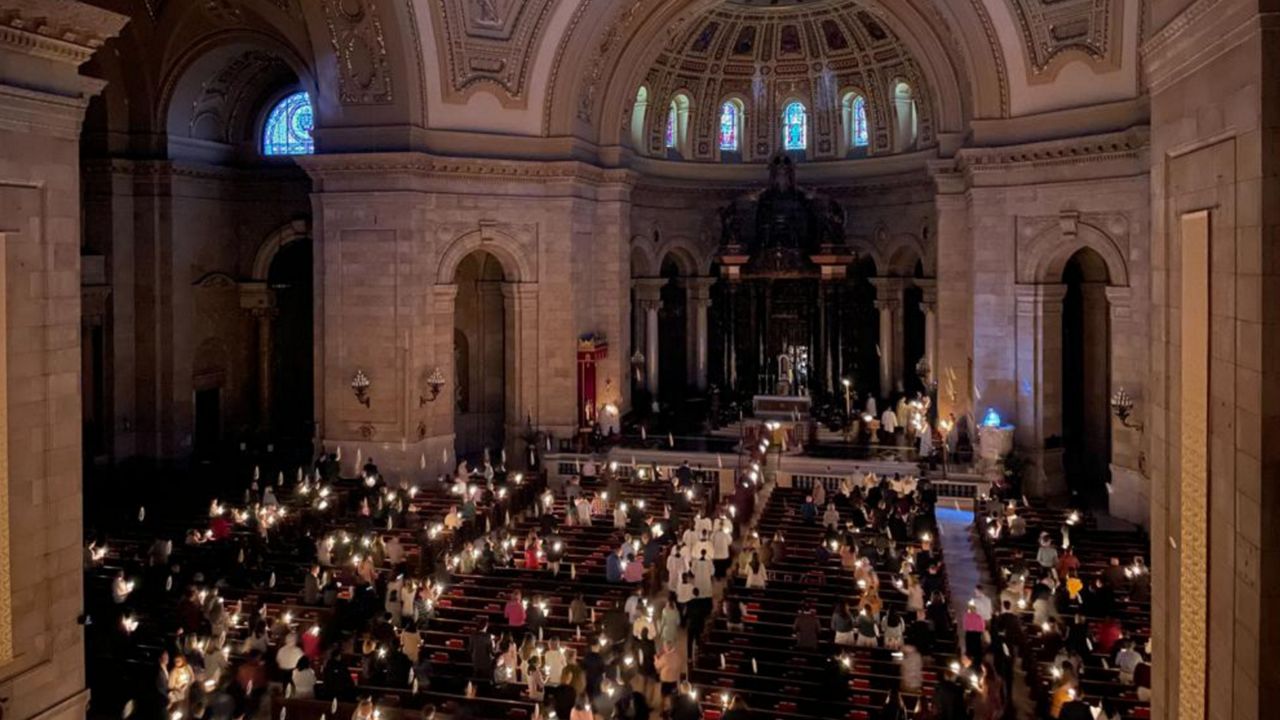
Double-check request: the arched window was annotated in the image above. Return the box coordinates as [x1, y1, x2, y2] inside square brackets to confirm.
[631, 86, 649, 151]
[262, 91, 314, 156]
[840, 91, 870, 155]
[665, 93, 692, 157]
[782, 101, 807, 151]
[719, 99, 743, 151]
[852, 95, 869, 147]
[665, 102, 678, 149]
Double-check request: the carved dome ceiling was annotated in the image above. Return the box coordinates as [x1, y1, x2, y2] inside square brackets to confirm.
[632, 0, 935, 163]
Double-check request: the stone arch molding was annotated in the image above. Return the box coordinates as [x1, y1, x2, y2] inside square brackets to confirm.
[653, 237, 712, 277]
[1017, 212, 1129, 286]
[629, 238, 658, 278]
[436, 224, 536, 285]
[253, 219, 311, 280]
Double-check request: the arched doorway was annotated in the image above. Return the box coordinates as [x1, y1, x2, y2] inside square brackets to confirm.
[1061, 248, 1111, 507]
[454, 250, 507, 460]
[267, 238, 313, 442]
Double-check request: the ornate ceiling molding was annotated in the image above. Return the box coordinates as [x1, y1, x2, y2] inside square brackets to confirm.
[624, 0, 938, 161]
[953, 126, 1147, 177]
[0, 0, 128, 65]
[320, 0, 393, 104]
[1004, 0, 1123, 82]
[186, 49, 291, 142]
[431, 0, 558, 108]
[295, 151, 639, 188]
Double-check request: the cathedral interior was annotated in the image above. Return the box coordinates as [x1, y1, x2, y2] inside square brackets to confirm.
[0, 0, 1275, 719]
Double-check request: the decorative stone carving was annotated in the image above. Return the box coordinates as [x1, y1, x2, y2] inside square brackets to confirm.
[432, 0, 558, 103]
[188, 50, 290, 143]
[321, 0, 394, 105]
[1004, 0, 1120, 78]
[588, 0, 935, 161]
[0, 1, 127, 65]
[203, 0, 244, 24]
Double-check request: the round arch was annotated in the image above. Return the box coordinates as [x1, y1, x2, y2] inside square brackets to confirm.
[156, 28, 319, 140]
[253, 219, 311, 280]
[882, 234, 927, 276]
[543, 0, 1000, 143]
[629, 240, 657, 278]
[654, 238, 707, 277]
[1021, 221, 1129, 287]
[437, 229, 534, 285]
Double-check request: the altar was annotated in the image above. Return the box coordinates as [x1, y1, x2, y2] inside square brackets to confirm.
[752, 394, 813, 421]
[710, 154, 879, 407]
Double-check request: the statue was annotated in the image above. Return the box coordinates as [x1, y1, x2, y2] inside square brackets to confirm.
[756, 154, 807, 250]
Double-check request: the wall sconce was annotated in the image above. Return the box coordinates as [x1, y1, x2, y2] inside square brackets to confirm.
[1110, 387, 1143, 431]
[351, 369, 371, 408]
[419, 367, 446, 406]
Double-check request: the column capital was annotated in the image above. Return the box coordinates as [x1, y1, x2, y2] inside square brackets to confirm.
[636, 297, 663, 313]
[681, 276, 716, 303]
[1014, 283, 1069, 304]
[869, 276, 907, 303]
[1105, 285, 1132, 320]
[914, 277, 938, 306]
[632, 277, 667, 304]
[239, 281, 276, 312]
[500, 281, 540, 302]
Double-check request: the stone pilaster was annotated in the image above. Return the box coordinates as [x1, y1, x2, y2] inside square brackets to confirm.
[683, 277, 715, 392]
[930, 173, 972, 421]
[0, 2, 127, 717]
[1014, 283, 1068, 500]
[632, 278, 665, 403]
[871, 277, 906, 396]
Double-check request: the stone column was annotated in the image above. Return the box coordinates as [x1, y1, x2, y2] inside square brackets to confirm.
[240, 282, 277, 430]
[684, 277, 714, 391]
[916, 279, 938, 374]
[871, 278, 905, 396]
[632, 279, 665, 402]
[1014, 283, 1068, 500]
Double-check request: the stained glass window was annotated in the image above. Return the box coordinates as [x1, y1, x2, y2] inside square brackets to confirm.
[665, 102, 677, 148]
[782, 101, 807, 151]
[719, 101, 739, 151]
[262, 91, 314, 156]
[852, 95, 869, 147]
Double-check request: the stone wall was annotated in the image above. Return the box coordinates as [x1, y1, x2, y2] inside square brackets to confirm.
[0, 2, 127, 716]
[82, 163, 311, 460]
[931, 129, 1150, 507]
[1145, 1, 1280, 718]
[300, 156, 634, 477]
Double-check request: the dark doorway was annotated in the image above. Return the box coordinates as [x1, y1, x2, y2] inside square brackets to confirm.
[268, 238, 314, 443]
[454, 250, 507, 459]
[194, 387, 222, 459]
[1061, 248, 1111, 507]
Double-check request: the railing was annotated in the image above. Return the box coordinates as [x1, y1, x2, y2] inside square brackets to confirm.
[547, 449, 990, 502]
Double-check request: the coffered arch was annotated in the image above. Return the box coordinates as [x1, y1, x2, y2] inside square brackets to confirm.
[542, 0, 1010, 147]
